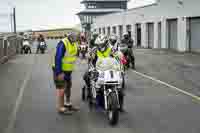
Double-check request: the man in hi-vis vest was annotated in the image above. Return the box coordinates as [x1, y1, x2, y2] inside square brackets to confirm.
[52, 32, 79, 114]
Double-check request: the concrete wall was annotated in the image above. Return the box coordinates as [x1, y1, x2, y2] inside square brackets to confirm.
[0, 35, 22, 64]
[93, 0, 200, 52]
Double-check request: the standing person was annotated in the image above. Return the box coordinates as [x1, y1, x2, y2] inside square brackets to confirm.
[52, 32, 79, 114]
[121, 32, 135, 69]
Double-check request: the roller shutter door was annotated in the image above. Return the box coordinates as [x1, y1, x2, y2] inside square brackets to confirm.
[168, 19, 178, 50]
[147, 23, 154, 48]
[190, 18, 200, 52]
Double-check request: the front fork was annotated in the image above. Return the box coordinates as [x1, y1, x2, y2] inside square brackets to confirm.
[104, 86, 120, 110]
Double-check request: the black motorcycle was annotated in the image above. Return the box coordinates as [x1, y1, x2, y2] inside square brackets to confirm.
[39, 42, 47, 54]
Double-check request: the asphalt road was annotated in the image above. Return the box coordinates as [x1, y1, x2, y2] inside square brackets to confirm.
[0, 40, 200, 133]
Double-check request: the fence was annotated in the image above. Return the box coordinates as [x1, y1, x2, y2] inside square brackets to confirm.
[0, 34, 22, 63]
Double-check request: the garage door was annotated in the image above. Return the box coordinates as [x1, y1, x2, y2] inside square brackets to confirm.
[190, 18, 200, 52]
[168, 19, 178, 50]
[147, 23, 154, 48]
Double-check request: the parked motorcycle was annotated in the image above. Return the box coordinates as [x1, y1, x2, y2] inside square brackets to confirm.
[39, 41, 46, 54]
[82, 57, 124, 125]
[21, 40, 31, 54]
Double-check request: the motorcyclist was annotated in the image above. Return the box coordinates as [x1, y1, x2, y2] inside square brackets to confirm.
[89, 32, 98, 49]
[84, 34, 125, 112]
[121, 32, 135, 69]
[79, 33, 88, 57]
[80, 33, 87, 44]
[36, 34, 46, 53]
[109, 34, 120, 52]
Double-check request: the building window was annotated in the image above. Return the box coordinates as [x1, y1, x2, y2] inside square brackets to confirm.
[87, 3, 96, 9]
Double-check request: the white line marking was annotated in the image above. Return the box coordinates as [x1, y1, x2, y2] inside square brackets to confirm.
[132, 70, 200, 101]
[4, 56, 34, 133]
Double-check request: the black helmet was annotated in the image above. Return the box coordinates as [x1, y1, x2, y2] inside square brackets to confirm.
[92, 32, 99, 40]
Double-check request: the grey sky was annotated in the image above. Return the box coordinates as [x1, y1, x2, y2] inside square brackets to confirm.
[0, 0, 155, 32]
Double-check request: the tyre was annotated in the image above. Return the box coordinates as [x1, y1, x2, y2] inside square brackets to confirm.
[24, 50, 28, 54]
[41, 49, 45, 54]
[107, 92, 119, 125]
[82, 86, 86, 101]
[122, 75, 125, 89]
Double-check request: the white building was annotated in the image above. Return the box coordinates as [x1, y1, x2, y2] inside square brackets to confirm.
[93, 0, 200, 52]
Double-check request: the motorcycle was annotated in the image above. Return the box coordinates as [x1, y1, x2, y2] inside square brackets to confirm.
[79, 42, 88, 59]
[21, 40, 31, 54]
[82, 56, 124, 125]
[39, 41, 46, 54]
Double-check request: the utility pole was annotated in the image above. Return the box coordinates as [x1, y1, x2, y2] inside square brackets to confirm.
[13, 7, 16, 33]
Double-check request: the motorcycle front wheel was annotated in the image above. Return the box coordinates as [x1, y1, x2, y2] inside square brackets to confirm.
[107, 92, 119, 125]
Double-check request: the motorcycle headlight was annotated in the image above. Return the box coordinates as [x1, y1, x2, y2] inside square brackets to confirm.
[99, 72, 104, 78]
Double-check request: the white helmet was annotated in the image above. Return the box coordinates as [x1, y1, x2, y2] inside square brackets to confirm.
[95, 34, 109, 52]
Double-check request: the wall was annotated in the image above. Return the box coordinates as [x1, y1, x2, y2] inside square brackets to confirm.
[0, 35, 22, 63]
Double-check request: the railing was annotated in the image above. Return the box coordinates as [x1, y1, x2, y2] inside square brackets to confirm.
[0, 34, 23, 63]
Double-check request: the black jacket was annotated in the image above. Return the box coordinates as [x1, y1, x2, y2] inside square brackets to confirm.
[121, 38, 133, 48]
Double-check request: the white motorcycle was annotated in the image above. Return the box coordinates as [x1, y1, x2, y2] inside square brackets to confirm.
[21, 40, 31, 54]
[82, 56, 124, 125]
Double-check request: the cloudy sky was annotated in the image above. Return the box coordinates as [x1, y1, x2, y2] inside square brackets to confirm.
[0, 0, 155, 32]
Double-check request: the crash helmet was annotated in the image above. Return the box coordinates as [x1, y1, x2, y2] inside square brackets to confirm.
[95, 34, 109, 52]
[67, 32, 77, 43]
[123, 32, 129, 40]
[92, 32, 99, 40]
[109, 34, 118, 46]
[80, 33, 86, 41]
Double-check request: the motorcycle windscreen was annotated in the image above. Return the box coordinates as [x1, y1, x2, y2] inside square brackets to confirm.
[23, 41, 30, 46]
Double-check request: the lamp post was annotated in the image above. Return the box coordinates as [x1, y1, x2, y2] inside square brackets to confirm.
[13, 7, 16, 33]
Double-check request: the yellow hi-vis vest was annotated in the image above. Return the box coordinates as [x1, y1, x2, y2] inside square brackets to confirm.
[97, 47, 112, 58]
[52, 38, 78, 71]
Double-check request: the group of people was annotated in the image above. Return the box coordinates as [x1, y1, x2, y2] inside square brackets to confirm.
[52, 32, 135, 114]
[90, 32, 135, 68]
